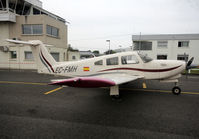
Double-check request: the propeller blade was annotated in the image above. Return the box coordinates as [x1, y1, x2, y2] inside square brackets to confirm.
[186, 57, 194, 69]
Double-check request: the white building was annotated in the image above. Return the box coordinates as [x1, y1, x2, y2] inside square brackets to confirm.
[132, 34, 199, 65]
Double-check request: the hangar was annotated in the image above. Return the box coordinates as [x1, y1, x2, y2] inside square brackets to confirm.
[0, 0, 68, 70]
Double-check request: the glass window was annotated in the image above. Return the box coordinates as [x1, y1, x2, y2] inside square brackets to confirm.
[46, 25, 59, 37]
[106, 57, 118, 65]
[47, 25, 51, 35]
[50, 52, 60, 62]
[121, 55, 139, 64]
[157, 55, 167, 60]
[22, 24, 43, 35]
[177, 54, 189, 61]
[32, 25, 43, 34]
[95, 60, 103, 65]
[10, 51, 17, 59]
[178, 41, 189, 47]
[133, 41, 152, 50]
[157, 41, 168, 48]
[22, 25, 31, 34]
[72, 56, 76, 60]
[25, 51, 33, 60]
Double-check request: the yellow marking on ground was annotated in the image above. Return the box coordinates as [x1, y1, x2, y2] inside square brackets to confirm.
[142, 82, 147, 88]
[120, 88, 199, 95]
[0, 81, 198, 95]
[44, 87, 63, 95]
[0, 81, 47, 85]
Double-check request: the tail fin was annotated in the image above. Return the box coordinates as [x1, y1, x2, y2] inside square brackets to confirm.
[6, 39, 57, 73]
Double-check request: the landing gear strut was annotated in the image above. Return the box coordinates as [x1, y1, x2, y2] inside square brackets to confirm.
[110, 85, 121, 99]
[172, 82, 181, 95]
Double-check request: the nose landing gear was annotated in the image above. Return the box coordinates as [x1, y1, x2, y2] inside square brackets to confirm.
[172, 82, 181, 95]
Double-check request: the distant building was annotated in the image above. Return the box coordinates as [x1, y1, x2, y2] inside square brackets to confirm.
[68, 51, 96, 61]
[131, 34, 199, 64]
[0, 0, 68, 70]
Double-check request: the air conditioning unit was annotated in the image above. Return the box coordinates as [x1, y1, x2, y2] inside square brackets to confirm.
[0, 46, 9, 52]
[3, 46, 9, 52]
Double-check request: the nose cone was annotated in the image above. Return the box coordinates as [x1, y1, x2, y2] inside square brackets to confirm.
[180, 61, 186, 72]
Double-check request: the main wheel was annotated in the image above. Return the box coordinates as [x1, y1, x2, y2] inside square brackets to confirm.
[172, 86, 181, 95]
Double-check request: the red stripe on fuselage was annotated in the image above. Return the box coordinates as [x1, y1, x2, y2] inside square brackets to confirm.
[99, 65, 182, 72]
[40, 50, 55, 73]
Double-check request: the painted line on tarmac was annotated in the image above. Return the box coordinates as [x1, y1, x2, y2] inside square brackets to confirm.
[0, 81, 198, 95]
[44, 87, 63, 95]
[121, 88, 199, 95]
[0, 81, 47, 86]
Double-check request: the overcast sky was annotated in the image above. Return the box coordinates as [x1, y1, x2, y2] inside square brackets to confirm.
[42, 0, 199, 53]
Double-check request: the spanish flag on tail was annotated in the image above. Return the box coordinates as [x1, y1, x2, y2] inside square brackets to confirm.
[83, 67, 90, 71]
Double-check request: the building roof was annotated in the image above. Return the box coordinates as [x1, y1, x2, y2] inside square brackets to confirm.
[132, 34, 199, 41]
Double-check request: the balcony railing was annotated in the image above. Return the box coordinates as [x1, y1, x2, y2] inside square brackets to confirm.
[0, 8, 16, 22]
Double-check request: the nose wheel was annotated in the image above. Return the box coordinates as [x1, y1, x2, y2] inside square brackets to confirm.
[172, 86, 181, 95]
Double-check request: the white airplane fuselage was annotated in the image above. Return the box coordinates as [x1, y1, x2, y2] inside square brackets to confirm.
[42, 51, 186, 81]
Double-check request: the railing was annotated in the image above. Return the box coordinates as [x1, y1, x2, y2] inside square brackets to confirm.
[0, 9, 16, 22]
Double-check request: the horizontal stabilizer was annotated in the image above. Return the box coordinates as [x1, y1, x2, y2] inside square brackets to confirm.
[6, 39, 39, 46]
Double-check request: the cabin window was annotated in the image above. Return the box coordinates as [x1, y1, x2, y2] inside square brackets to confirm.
[121, 55, 139, 64]
[106, 57, 118, 65]
[94, 60, 103, 65]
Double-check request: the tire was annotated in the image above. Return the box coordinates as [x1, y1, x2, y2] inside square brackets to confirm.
[172, 86, 181, 95]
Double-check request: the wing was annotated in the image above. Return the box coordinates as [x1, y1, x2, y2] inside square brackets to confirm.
[49, 73, 143, 88]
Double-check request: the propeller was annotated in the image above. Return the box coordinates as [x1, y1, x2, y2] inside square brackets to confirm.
[186, 57, 194, 70]
[185, 57, 194, 79]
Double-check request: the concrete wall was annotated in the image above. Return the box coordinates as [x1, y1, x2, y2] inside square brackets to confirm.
[134, 39, 199, 65]
[0, 15, 68, 70]
[68, 51, 80, 61]
[9, 15, 67, 49]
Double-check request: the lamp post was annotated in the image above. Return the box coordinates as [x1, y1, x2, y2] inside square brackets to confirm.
[106, 40, 110, 54]
[119, 45, 122, 52]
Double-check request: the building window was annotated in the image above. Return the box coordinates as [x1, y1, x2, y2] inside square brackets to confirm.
[24, 51, 33, 60]
[50, 52, 60, 62]
[94, 60, 103, 65]
[177, 54, 189, 61]
[133, 41, 152, 50]
[10, 51, 17, 59]
[46, 25, 59, 37]
[178, 41, 189, 48]
[106, 57, 118, 65]
[157, 55, 167, 60]
[22, 24, 43, 35]
[157, 41, 168, 48]
[121, 55, 139, 64]
[72, 56, 76, 60]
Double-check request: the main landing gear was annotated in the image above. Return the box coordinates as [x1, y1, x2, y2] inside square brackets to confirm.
[110, 85, 121, 100]
[172, 82, 181, 95]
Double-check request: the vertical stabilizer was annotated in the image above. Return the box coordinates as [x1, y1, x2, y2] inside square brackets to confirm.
[6, 39, 57, 74]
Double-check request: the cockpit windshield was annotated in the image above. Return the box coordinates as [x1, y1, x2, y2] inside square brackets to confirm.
[138, 53, 153, 63]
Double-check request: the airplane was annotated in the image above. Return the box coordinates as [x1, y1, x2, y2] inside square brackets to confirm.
[6, 39, 194, 98]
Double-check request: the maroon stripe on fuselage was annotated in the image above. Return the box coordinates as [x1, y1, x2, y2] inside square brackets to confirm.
[99, 65, 182, 72]
[40, 50, 55, 73]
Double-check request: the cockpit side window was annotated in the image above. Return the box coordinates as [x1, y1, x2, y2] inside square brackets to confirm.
[121, 55, 139, 64]
[106, 57, 118, 65]
[94, 60, 103, 65]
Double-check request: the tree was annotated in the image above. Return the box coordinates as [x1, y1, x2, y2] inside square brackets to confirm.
[67, 45, 79, 52]
[104, 50, 116, 55]
[93, 50, 100, 55]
